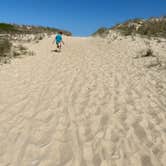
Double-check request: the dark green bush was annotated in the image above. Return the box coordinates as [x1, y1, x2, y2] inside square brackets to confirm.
[0, 39, 12, 57]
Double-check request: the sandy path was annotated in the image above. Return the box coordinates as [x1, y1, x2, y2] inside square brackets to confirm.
[0, 36, 166, 166]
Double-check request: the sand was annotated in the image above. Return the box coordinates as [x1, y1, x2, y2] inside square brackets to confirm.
[0, 35, 166, 166]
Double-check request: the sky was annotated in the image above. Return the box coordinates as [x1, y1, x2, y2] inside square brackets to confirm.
[0, 0, 166, 36]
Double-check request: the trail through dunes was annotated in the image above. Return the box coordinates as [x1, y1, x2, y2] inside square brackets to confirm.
[0, 36, 166, 166]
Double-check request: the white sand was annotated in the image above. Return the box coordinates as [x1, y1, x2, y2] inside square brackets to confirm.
[0, 35, 166, 166]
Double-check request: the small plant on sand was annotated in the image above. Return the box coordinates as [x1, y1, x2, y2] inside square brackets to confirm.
[13, 45, 29, 57]
[146, 57, 161, 68]
[134, 48, 155, 59]
[13, 45, 35, 57]
[18, 44, 27, 51]
[0, 39, 12, 63]
[0, 39, 12, 56]
[142, 48, 154, 57]
[38, 36, 43, 40]
[157, 39, 162, 43]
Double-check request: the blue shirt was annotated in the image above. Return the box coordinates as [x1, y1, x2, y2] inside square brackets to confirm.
[55, 34, 62, 43]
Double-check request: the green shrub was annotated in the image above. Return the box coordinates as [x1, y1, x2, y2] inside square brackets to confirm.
[0, 39, 12, 57]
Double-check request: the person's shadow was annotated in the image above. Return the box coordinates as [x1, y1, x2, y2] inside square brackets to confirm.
[51, 49, 60, 53]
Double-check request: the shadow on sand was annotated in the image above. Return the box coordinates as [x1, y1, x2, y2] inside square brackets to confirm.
[51, 49, 61, 53]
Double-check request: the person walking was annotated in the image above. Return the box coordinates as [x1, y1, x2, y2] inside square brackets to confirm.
[53, 31, 64, 52]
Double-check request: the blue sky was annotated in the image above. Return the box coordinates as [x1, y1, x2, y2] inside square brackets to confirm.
[0, 0, 166, 36]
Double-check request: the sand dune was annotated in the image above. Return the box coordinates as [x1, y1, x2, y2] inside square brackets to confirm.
[0, 35, 166, 166]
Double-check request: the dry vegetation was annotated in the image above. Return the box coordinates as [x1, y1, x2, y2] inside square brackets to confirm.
[93, 16, 166, 38]
[112, 16, 166, 38]
[0, 23, 72, 36]
[132, 38, 166, 71]
[0, 37, 34, 64]
[0, 37, 12, 64]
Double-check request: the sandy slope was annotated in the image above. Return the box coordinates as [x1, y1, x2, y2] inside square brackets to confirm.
[0, 35, 166, 166]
